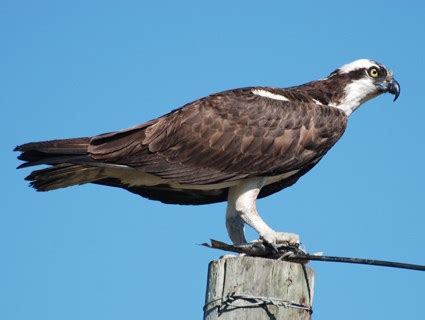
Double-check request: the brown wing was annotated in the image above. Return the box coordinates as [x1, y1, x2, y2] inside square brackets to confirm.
[88, 88, 347, 185]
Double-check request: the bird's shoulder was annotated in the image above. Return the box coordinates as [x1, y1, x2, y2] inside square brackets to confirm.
[159, 86, 347, 131]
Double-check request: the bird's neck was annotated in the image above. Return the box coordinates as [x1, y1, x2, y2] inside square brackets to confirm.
[329, 78, 380, 116]
[293, 77, 379, 117]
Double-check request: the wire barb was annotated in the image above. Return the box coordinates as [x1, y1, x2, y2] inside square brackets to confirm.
[203, 291, 312, 315]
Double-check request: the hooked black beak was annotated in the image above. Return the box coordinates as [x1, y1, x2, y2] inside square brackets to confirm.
[387, 79, 400, 101]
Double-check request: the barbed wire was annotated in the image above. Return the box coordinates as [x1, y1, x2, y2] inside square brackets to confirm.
[203, 291, 313, 316]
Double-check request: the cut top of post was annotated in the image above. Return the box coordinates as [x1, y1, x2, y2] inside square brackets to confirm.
[204, 255, 315, 320]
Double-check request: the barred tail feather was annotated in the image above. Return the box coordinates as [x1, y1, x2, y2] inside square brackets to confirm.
[14, 137, 105, 191]
[14, 137, 91, 168]
[25, 164, 105, 191]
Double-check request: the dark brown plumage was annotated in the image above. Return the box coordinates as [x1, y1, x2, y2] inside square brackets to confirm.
[14, 58, 401, 246]
[15, 86, 347, 204]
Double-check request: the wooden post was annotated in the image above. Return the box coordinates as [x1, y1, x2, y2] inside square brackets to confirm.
[203, 255, 315, 320]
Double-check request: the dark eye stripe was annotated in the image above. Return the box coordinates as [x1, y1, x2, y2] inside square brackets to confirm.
[376, 64, 388, 78]
[367, 66, 388, 79]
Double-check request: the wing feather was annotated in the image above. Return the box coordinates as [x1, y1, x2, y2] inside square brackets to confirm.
[87, 88, 347, 184]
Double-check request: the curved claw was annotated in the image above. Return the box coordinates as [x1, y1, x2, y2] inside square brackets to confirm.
[260, 231, 300, 254]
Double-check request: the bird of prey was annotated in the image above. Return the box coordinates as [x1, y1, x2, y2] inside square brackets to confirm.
[15, 59, 400, 247]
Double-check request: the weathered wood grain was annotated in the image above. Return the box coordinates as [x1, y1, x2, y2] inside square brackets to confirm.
[204, 255, 314, 320]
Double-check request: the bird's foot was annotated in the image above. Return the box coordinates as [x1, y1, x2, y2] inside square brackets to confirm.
[260, 231, 300, 252]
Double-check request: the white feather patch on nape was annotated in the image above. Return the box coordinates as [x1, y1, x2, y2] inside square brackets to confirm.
[312, 99, 323, 106]
[252, 89, 289, 101]
[338, 59, 378, 74]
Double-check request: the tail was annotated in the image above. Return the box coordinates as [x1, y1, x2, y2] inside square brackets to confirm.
[14, 137, 91, 168]
[14, 137, 105, 191]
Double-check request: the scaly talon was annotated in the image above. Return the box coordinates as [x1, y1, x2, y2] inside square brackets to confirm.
[260, 231, 300, 248]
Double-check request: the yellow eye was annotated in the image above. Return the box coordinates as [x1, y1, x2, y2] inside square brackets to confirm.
[368, 67, 379, 78]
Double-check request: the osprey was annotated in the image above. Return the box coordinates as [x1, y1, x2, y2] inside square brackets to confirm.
[15, 59, 400, 247]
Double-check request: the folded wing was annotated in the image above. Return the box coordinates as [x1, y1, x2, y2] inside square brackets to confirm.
[88, 88, 348, 185]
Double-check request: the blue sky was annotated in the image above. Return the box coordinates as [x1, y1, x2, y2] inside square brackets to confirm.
[1, 1, 424, 319]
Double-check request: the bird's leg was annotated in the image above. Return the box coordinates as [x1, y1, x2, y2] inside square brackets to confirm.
[227, 178, 300, 247]
[226, 200, 247, 244]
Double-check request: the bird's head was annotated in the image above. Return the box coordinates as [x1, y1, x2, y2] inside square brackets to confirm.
[327, 59, 400, 116]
